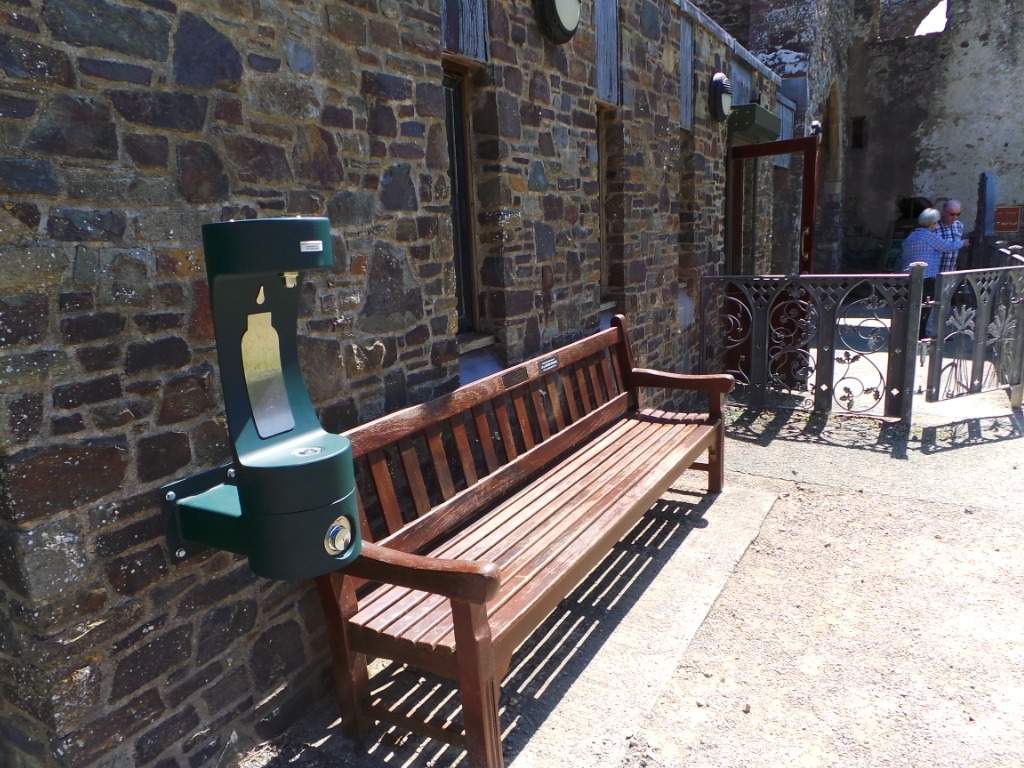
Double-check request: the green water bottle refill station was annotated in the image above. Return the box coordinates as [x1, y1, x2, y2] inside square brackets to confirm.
[161, 217, 361, 580]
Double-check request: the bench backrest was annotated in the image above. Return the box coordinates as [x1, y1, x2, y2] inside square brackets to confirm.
[343, 322, 636, 555]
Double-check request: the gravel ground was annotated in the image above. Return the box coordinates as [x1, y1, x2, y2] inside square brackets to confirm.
[239, 391, 1023, 768]
[626, 479, 1024, 768]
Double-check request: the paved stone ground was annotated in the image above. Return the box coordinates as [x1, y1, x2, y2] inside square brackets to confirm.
[238, 386, 1023, 768]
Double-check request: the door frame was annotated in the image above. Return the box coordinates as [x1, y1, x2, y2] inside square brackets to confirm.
[728, 136, 819, 274]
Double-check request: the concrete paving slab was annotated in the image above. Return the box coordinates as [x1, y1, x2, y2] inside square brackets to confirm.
[509, 484, 776, 768]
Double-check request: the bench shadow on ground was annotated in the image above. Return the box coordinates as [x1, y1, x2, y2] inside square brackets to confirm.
[241, 491, 715, 768]
[724, 404, 1023, 459]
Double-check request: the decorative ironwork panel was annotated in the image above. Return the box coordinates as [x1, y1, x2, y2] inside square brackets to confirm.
[833, 286, 893, 414]
[927, 266, 1024, 401]
[702, 273, 918, 420]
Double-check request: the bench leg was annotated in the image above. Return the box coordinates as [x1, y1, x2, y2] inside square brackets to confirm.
[452, 599, 504, 768]
[316, 573, 371, 739]
[708, 420, 725, 493]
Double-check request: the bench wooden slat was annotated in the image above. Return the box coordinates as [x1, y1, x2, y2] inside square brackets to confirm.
[559, 367, 581, 423]
[599, 353, 617, 402]
[368, 449, 405, 535]
[588, 357, 607, 406]
[493, 396, 518, 461]
[424, 423, 457, 501]
[356, 493, 373, 544]
[529, 380, 551, 441]
[472, 404, 500, 475]
[399, 437, 432, 518]
[574, 363, 593, 414]
[451, 413, 478, 486]
[511, 389, 535, 451]
[544, 377, 566, 432]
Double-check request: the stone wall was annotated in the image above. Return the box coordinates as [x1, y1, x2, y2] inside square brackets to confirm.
[467, 1, 607, 359]
[878, 0, 941, 39]
[846, 0, 1024, 267]
[688, 0, 855, 273]
[653, 0, 1024, 273]
[0, 1, 766, 766]
[678, 20, 732, 365]
[748, 0, 854, 274]
[674, 2, 780, 369]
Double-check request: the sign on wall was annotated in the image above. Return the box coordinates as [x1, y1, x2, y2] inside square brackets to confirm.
[994, 206, 1021, 233]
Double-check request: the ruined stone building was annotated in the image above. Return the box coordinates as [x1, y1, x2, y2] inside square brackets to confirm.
[698, 0, 1024, 270]
[0, 1, 1020, 766]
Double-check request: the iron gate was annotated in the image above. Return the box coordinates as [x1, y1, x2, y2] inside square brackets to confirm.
[926, 265, 1024, 405]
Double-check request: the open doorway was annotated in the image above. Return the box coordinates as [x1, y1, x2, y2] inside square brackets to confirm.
[728, 136, 820, 275]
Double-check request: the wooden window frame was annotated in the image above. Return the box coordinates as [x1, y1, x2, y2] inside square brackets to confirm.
[443, 64, 479, 334]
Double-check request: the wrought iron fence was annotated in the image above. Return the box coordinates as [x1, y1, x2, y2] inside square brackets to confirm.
[701, 262, 1024, 421]
[700, 269, 924, 423]
[927, 265, 1024, 403]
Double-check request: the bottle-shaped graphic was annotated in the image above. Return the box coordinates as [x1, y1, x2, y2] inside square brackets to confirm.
[240, 311, 296, 438]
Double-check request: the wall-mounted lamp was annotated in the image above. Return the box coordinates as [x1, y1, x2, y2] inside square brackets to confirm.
[810, 120, 823, 138]
[710, 73, 733, 122]
[534, 0, 580, 44]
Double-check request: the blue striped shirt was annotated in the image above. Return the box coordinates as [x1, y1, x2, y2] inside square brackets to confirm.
[936, 219, 964, 272]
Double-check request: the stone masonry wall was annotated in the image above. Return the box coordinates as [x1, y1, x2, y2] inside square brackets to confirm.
[468, 2, 606, 359]
[690, 0, 855, 273]
[677, 22, 731, 375]
[609, 0, 683, 371]
[847, 0, 1024, 266]
[1, 2, 459, 766]
[0, 1, 759, 766]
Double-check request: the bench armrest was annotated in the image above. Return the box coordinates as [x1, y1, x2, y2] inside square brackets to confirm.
[627, 368, 735, 394]
[627, 368, 735, 420]
[340, 542, 501, 604]
[611, 316, 734, 416]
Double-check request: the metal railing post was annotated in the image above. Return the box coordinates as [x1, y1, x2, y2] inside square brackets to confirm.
[1011, 270, 1024, 408]
[899, 263, 927, 424]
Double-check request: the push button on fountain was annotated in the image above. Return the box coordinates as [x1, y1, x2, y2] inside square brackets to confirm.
[324, 516, 353, 557]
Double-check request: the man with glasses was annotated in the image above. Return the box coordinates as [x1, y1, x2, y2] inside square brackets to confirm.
[937, 199, 970, 272]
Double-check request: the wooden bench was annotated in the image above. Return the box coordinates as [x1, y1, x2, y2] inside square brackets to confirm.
[315, 315, 734, 767]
